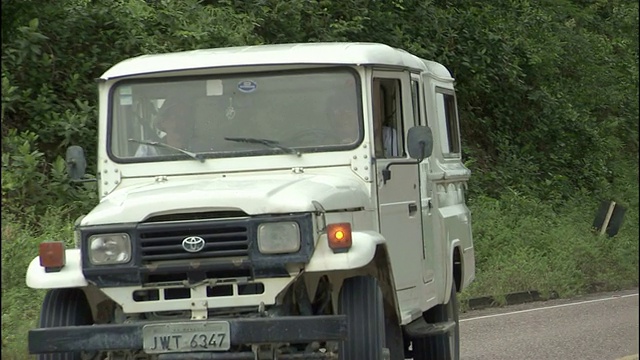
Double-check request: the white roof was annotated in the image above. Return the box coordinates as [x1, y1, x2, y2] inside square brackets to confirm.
[100, 42, 453, 80]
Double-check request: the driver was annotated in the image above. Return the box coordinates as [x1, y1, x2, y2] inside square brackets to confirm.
[135, 101, 191, 157]
[327, 93, 359, 144]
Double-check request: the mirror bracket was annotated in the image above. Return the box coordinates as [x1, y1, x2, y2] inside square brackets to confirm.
[382, 159, 421, 184]
[70, 178, 97, 183]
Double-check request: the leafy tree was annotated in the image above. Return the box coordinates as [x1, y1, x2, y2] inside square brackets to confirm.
[1, 0, 638, 215]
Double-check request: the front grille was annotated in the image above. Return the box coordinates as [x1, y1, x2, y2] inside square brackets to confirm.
[81, 213, 314, 287]
[138, 221, 250, 262]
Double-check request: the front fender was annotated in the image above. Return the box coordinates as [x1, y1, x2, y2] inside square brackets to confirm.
[305, 231, 385, 272]
[26, 249, 88, 289]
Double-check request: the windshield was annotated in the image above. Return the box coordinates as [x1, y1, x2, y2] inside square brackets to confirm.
[109, 68, 362, 161]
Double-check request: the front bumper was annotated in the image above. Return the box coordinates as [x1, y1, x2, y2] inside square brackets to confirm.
[29, 316, 346, 356]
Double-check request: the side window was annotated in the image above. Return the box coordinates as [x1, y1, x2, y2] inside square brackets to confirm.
[436, 89, 461, 155]
[373, 78, 404, 158]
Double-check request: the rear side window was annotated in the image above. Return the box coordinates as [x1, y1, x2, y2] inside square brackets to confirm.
[435, 88, 461, 155]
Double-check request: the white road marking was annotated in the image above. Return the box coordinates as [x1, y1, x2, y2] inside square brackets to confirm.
[460, 293, 639, 323]
[616, 355, 639, 360]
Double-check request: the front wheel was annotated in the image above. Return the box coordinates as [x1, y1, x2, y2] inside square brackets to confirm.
[37, 288, 94, 360]
[413, 282, 460, 360]
[338, 276, 388, 360]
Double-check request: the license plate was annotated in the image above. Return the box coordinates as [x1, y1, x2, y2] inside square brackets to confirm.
[142, 321, 231, 354]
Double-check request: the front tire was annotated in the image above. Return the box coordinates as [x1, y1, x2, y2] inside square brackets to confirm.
[413, 282, 460, 360]
[338, 276, 387, 360]
[37, 288, 94, 360]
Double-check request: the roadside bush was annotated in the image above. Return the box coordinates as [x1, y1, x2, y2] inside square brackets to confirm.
[1, 0, 259, 217]
[1, 128, 97, 215]
[462, 186, 639, 304]
[1, 208, 75, 356]
[2, 0, 638, 213]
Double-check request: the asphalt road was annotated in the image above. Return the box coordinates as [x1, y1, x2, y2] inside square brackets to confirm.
[458, 289, 639, 360]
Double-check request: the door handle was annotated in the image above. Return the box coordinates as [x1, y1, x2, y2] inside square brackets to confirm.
[408, 203, 418, 216]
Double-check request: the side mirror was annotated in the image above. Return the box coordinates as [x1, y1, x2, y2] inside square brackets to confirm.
[66, 146, 87, 181]
[381, 126, 434, 184]
[407, 126, 433, 161]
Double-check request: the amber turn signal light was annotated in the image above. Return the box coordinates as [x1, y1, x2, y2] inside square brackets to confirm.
[39, 241, 66, 272]
[327, 223, 352, 252]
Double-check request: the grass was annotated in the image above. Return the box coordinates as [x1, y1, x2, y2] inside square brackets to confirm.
[1, 208, 74, 358]
[1, 168, 638, 358]
[458, 191, 639, 309]
[458, 159, 640, 308]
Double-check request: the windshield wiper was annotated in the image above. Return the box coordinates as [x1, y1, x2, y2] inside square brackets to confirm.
[224, 137, 301, 157]
[128, 139, 205, 162]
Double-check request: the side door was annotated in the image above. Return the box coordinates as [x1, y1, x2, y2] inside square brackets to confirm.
[373, 70, 423, 294]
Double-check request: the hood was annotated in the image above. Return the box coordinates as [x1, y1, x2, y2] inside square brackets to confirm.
[82, 173, 369, 225]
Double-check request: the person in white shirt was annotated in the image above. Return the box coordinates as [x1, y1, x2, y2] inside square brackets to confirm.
[373, 106, 399, 158]
[372, 80, 400, 158]
[382, 125, 399, 157]
[135, 101, 190, 157]
[329, 106, 359, 144]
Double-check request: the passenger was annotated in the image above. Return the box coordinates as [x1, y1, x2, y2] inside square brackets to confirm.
[374, 115, 399, 157]
[372, 80, 399, 157]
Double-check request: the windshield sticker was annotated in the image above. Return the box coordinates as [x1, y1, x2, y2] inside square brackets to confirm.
[237, 80, 257, 93]
[206, 79, 223, 96]
[119, 86, 133, 105]
[120, 96, 132, 105]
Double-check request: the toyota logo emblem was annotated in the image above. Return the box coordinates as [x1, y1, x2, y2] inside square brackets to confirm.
[182, 236, 206, 253]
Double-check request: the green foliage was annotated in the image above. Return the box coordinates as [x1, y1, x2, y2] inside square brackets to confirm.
[2, 0, 637, 212]
[1, 0, 262, 217]
[460, 187, 639, 305]
[1, 129, 96, 215]
[0, 1, 638, 357]
[1, 208, 75, 356]
[418, 0, 639, 202]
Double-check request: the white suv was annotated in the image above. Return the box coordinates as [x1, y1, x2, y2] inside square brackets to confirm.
[27, 42, 475, 360]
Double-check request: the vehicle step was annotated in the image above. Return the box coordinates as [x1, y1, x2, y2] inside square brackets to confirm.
[404, 317, 456, 338]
